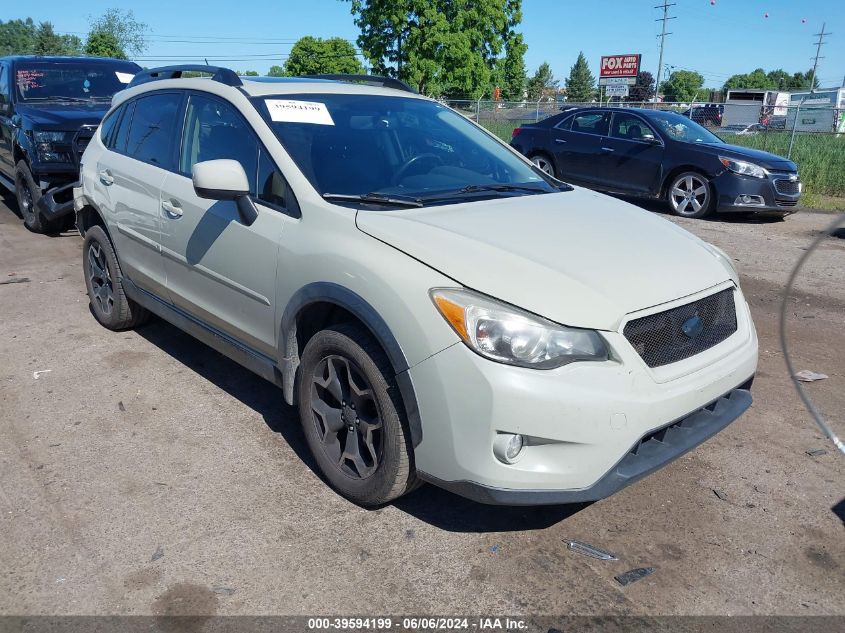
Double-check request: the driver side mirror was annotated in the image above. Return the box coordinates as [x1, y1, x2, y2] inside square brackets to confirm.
[642, 134, 660, 145]
[192, 159, 258, 226]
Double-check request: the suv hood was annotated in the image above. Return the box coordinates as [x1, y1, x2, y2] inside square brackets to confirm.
[703, 142, 797, 171]
[15, 103, 108, 130]
[356, 188, 731, 331]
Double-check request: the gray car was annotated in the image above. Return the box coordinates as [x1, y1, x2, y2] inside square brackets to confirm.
[75, 66, 757, 507]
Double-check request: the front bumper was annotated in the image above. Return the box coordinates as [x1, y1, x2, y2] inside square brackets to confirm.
[409, 282, 758, 505]
[36, 180, 78, 221]
[422, 384, 752, 505]
[713, 170, 801, 214]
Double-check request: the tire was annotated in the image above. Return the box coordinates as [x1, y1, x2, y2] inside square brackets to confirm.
[666, 171, 714, 219]
[529, 153, 556, 178]
[82, 225, 150, 330]
[297, 323, 418, 506]
[14, 160, 62, 234]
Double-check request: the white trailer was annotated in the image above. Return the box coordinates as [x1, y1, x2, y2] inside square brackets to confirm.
[786, 88, 845, 133]
[722, 89, 790, 128]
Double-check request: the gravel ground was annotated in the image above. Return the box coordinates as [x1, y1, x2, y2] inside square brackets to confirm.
[0, 193, 842, 618]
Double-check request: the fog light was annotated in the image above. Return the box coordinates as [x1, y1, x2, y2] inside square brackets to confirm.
[735, 194, 764, 206]
[493, 433, 524, 464]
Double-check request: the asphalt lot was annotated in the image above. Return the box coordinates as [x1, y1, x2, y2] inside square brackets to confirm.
[0, 192, 842, 617]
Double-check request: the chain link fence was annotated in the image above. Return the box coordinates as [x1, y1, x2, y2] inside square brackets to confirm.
[449, 97, 845, 199]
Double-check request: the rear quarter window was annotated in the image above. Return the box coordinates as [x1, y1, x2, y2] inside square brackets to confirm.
[99, 107, 121, 146]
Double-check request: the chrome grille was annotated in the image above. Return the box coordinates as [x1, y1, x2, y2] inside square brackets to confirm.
[624, 288, 738, 368]
[773, 178, 800, 196]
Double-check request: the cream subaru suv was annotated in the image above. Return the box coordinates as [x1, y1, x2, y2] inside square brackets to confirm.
[74, 66, 757, 507]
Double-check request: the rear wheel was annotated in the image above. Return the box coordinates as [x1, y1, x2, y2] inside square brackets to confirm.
[297, 323, 418, 507]
[529, 153, 555, 178]
[83, 225, 150, 330]
[667, 171, 713, 219]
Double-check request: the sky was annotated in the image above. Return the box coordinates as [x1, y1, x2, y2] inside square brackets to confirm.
[5, 0, 844, 90]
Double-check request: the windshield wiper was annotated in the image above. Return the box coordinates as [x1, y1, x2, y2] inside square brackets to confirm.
[419, 183, 559, 202]
[459, 183, 552, 194]
[322, 192, 423, 208]
[24, 96, 91, 103]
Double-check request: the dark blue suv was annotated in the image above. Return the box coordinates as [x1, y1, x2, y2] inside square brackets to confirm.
[511, 107, 800, 218]
[0, 56, 140, 232]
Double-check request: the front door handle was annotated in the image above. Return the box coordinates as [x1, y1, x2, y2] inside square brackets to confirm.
[600, 147, 615, 153]
[554, 138, 567, 144]
[161, 199, 183, 218]
[98, 170, 114, 186]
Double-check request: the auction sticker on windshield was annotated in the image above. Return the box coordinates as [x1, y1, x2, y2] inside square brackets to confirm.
[115, 72, 134, 84]
[266, 99, 335, 125]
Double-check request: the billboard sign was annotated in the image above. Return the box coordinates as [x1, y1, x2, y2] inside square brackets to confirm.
[599, 54, 640, 86]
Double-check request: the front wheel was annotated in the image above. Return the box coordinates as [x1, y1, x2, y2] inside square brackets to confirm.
[297, 323, 418, 507]
[667, 171, 714, 219]
[14, 161, 58, 233]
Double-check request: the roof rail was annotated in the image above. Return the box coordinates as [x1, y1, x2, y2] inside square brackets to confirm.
[302, 74, 417, 94]
[127, 65, 243, 89]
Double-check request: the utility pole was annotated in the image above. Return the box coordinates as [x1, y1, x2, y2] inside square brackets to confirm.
[653, 2, 676, 102]
[807, 23, 830, 92]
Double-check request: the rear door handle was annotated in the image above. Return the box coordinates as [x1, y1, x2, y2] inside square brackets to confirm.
[600, 147, 615, 153]
[161, 199, 183, 218]
[98, 170, 114, 186]
[554, 138, 567, 144]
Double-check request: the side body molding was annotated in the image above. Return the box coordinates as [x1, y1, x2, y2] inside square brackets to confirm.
[280, 282, 423, 447]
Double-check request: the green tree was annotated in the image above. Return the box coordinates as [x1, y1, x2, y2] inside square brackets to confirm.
[34, 22, 82, 56]
[564, 52, 594, 102]
[500, 32, 526, 100]
[660, 70, 704, 102]
[723, 67, 819, 92]
[0, 18, 37, 55]
[267, 65, 286, 77]
[627, 71, 655, 102]
[85, 30, 126, 59]
[284, 36, 364, 76]
[345, 0, 523, 98]
[88, 9, 147, 57]
[526, 62, 556, 101]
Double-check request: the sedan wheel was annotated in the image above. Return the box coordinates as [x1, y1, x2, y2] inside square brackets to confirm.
[530, 155, 555, 177]
[668, 172, 712, 219]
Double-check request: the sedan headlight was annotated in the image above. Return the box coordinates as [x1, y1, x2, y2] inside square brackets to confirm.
[719, 156, 767, 179]
[430, 288, 608, 369]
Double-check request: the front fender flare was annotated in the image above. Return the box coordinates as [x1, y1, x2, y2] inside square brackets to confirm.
[280, 282, 422, 447]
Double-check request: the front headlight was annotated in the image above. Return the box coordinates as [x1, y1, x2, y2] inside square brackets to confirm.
[30, 130, 72, 162]
[430, 288, 608, 369]
[719, 156, 767, 179]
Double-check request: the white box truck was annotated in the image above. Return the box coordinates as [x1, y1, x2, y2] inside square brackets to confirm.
[723, 89, 790, 129]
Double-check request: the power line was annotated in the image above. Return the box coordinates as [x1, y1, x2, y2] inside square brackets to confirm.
[807, 22, 831, 93]
[653, 1, 676, 102]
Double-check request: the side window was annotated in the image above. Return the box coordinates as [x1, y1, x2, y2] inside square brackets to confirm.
[0, 65, 9, 109]
[570, 112, 610, 136]
[611, 114, 654, 141]
[126, 93, 182, 170]
[111, 100, 135, 153]
[180, 94, 257, 192]
[554, 115, 573, 131]
[256, 148, 289, 210]
[99, 106, 122, 146]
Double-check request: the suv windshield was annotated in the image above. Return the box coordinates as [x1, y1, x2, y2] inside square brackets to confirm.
[14, 61, 138, 103]
[649, 111, 723, 144]
[257, 93, 562, 204]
